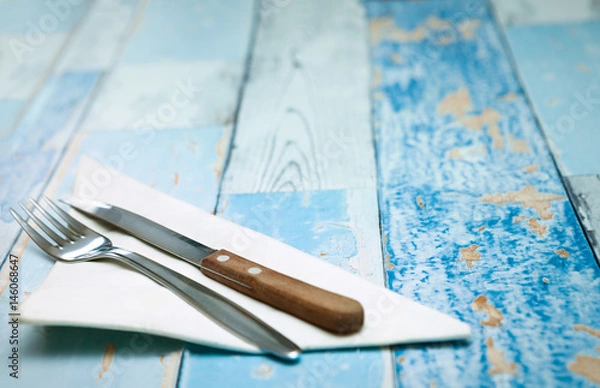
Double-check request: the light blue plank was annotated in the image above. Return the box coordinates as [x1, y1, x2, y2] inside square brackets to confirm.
[506, 21, 600, 176]
[0, 319, 182, 388]
[179, 190, 387, 387]
[0, 0, 89, 34]
[368, 0, 600, 386]
[120, 0, 255, 64]
[0, 125, 225, 387]
[55, 126, 226, 211]
[0, 71, 99, 224]
[0, 100, 24, 138]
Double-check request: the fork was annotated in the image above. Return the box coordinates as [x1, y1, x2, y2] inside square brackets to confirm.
[10, 197, 301, 361]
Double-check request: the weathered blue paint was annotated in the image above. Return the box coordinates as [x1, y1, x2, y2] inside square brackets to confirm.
[0, 125, 225, 387]
[0, 71, 99, 223]
[506, 21, 600, 176]
[54, 126, 227, 211]
[120, 0, 255, 64]
[179, 190, 387, 387]
[368, 0, 600, 386]
[0, 100, 24, 138]
[0, 0, 89, 34]
[217, 191, 359, 270]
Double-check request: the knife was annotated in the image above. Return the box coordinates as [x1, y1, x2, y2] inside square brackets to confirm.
[62, 198, 365, 335]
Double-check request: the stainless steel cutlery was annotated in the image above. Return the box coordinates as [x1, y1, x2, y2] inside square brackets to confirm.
[11, 197, 301, 361]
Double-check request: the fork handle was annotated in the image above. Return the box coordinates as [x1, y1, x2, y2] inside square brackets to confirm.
[108, 248, 301, 360]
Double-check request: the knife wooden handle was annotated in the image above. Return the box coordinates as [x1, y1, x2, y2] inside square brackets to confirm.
[200, 249, 364, 335]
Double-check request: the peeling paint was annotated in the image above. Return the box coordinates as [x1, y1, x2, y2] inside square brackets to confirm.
[459, 108, 501, 133]
[486, 122, 504, 149]
[459, 244, 480, 268]
[385, 252, 395, 270]
[576, 63, 592, 74]
[438, 88, 504, 148]
[426, 15, 451, 30]
[447, 147, 463, 159]
[213, 126, 229, 181]
[174, 172, 179, 186]
[523, 165, 538, 173]
[568, 325, 600, 383]
[458, 19, 480, 40]
[528, 218, 547, 238]
[499, 92, 519, 101]
[509, 135, 528, 153]
[481, 185, 564, 220]
[485, 338, 518, 376]
[252, 362, 274, 380]
[472, 296, 503, 327]
[160, 350, 182, 388]
[416, 196, 425, 209]
[556, 249, 570, 258]
[390, 53, 405, 64]
[373, 69, 382, 87]
[370, 16, 479, 46]
[513, 215, 525, 223]
[438, 88, 473, 118]
[568, 354, 600, 383]
[574, 324, 600, 339]
[369, 17, 426, 44]
[98, 342, 116, 380]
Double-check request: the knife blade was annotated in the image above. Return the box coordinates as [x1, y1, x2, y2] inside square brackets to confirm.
[62, 198, 364, 335]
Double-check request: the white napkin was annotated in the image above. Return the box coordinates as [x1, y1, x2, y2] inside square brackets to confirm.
[19, 157, 470, 353]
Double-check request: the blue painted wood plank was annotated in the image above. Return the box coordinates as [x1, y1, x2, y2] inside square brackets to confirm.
[55, 127, 228, 211]
[506, 21, 600, 176]
[0, 125, 226, 387]
[0, 100, 24, 138]
[1, 1, 255, 385]
[0, 71, 100, 257]
[120, 0, 255, 64]
[367, 0, 600, 386]
[180, 190, 389, 387]
[0, 0, 88, 34]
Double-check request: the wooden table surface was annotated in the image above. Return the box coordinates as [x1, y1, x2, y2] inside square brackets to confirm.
[1, 0, 599, 387]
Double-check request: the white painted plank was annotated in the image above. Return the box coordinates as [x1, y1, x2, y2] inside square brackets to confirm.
[221, 0, 376, 193]
[80, 61, 245, 131]
[55, 0, 136, 72]
[184, 0, 394, 386]
[0, 33, 67, 100]
[491, 0, 600, 26]
[565, 174, 600, 263]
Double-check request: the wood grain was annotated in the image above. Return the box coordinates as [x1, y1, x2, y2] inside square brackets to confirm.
[202, 249, 364, 334]
[491, 0, 600, 26]
[180, 190, 393, 387]
[0, 1, 254, 387]
[565, 175, 600, 263]
[181, 1, 393, 385]
[367, 0, 600, 386]
[221, 0, 376, 193]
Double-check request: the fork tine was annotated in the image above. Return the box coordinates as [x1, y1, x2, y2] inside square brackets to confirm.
[42, 196, 87, 235]
[29, 197, 78, 240]
[10, 208, 62, 250]
[18, 202, 67, 245]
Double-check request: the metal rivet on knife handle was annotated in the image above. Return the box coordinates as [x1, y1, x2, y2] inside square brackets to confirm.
[201, 249, 365, 335]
